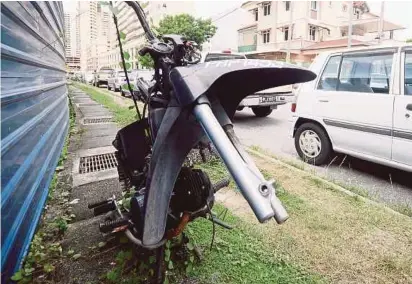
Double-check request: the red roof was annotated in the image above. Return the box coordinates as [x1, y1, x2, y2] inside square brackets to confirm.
[303, 38, 368, 51]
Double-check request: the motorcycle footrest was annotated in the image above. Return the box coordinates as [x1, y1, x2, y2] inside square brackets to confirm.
[88, 198, 114, 209]
[93, 201, 116, 216]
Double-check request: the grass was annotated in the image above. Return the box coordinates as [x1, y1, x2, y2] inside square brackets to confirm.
[186, 205, 324, 284]
[73, 83, 143, 127]
[248, 145, 412, 217]
[220, 153, 412, 283]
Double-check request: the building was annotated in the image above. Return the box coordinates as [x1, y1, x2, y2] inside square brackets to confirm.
[237, 1, 404, 64]
[101, 1, 196, 70]
[64, 12, 81, 71]
[78, 1, 99, 71]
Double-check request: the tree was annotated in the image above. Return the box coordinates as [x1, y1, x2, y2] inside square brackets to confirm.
[156, 14, 217, 47]
[137, 53, 154, 69]
[137, 14, 216, 68]
[407, 38, 412, 43]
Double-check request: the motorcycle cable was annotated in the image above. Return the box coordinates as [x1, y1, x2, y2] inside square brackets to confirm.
[110, 1, 142, 121]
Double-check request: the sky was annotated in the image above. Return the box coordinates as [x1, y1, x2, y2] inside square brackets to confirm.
[63, 1, 412, 41]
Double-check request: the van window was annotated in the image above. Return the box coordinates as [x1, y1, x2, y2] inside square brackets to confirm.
[204, 53, 246, 62]
[405, 52, 412, 95]
[338, 53, 393, 94]
[317, 55, 341, 91]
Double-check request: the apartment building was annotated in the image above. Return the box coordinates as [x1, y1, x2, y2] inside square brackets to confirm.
[64, 12, 81, 71]
[238, 1, 404, 63]
[101, 1, 196, 70]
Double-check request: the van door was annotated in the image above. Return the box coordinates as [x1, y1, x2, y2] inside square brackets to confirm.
[315, 50, 396, 160]
[392, 49, 412, 167]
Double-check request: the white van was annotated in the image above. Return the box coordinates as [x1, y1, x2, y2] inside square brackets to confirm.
[201, 51, 293, 117]
[292, 44, 412, 172]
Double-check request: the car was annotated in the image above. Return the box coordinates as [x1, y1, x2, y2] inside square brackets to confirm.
[107, 70, 131, 91]
[84, 72, 95, 85]
[121, 69, 154, 97]
[200, 51, 294, 117]
[291, 44, 412, 172]
[94, 67, 114, 87]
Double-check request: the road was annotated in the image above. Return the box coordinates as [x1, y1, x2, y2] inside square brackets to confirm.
[234, 104, 412, 208]
[101, 85, 412, 209]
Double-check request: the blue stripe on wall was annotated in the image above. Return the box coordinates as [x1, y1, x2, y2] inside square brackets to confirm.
[1, 1, 68, 280]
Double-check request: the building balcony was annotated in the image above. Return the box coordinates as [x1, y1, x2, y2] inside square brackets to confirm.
[238, 44, 257, 52]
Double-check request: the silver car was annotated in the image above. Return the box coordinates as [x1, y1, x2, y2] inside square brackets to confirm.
[121, 69, 154, 97]
[107, 70, 131, 92]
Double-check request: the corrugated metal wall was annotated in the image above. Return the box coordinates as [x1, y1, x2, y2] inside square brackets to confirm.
[1, 1, 68, 279]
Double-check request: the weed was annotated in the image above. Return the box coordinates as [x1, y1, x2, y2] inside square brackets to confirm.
[74, 83, 142, 127]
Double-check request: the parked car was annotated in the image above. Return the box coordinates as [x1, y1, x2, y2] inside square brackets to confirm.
[94, 67, 113, 87]
[85, 72, 95, 85]
[291, 44, 412, 172]
[107, 70, 131, 91]
[121, 69, 154, 97]
[200, 51, 294, 117]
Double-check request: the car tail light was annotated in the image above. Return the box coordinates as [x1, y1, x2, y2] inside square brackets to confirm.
[291, 103, 296, 112]
[222, 50, 231, 54]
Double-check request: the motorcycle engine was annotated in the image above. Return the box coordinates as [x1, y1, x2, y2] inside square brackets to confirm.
[170, 167, 213, 214]
[129, 167, 213, 238]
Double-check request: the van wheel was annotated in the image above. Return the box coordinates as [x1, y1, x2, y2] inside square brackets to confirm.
[252, 107, 272, 117]
[295, 122, 332, 165]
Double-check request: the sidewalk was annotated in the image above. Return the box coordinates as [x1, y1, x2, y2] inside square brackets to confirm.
[57, 87, 125, 283]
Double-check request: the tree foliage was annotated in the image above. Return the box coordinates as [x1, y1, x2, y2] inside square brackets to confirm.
[137, 53, 154, 69]
[407, 38, 412, 43]
[156, 14, 217, 47]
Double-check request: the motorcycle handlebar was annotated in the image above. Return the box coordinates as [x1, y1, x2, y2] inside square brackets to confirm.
[126, 1, 157, 42]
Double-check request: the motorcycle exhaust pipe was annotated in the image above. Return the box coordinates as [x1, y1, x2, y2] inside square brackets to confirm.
[193, 102, 288, 224]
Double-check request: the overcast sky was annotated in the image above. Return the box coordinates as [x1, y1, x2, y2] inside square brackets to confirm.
[63, 1, 412, 40]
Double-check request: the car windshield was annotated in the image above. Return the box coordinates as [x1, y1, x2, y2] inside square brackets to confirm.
[137, 70, 153, 81]
[204, 53, 246, 62]
[118, 71, 130, 78]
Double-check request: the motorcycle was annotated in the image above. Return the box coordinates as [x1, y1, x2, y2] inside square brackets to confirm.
[88, 1, 316, 282]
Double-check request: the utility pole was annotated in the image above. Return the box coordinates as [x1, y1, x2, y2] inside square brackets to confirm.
[378, 1, 385, 44]
[286, 1, 293, 62]
[348, 1, 353, 48]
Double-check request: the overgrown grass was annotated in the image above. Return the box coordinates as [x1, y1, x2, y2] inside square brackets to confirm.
[248, 145, 412, 217]
[186, 205, 324, 284]
[73, 83, 142, 127]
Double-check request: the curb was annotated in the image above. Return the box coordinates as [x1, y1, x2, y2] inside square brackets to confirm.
[247, 148, 407, 218]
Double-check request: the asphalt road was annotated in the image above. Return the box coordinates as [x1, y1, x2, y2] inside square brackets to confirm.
[233, 104, 412, 208]
[100, 84, 412, 209]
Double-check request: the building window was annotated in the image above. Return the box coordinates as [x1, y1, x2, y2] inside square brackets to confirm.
[329, 1, 332, 7]
[252, 8, 258, 21]
[284, 27, 289, 41]
[263, 3, 271, 16]
[309, 25, 316, 41]
[311, 1, 317, 11]
[262, 29, 270, 43]
[342, 4, 347, 12]
[285, 1, 290, 11]
[353, 9, 360, 19]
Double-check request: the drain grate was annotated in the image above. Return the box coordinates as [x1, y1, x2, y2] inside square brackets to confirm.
[83, 117, 112, 124]
[79, 152, 117, 174]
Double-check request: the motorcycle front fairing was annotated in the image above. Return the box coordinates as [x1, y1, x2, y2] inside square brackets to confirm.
[142, 60, 316, 247]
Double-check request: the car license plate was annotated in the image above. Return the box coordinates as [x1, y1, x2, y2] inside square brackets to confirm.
[259, 96, 277, 103]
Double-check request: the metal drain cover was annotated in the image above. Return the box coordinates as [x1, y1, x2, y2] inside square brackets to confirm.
[79, 152, 117, 174]
[83, 117, 112, 124]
